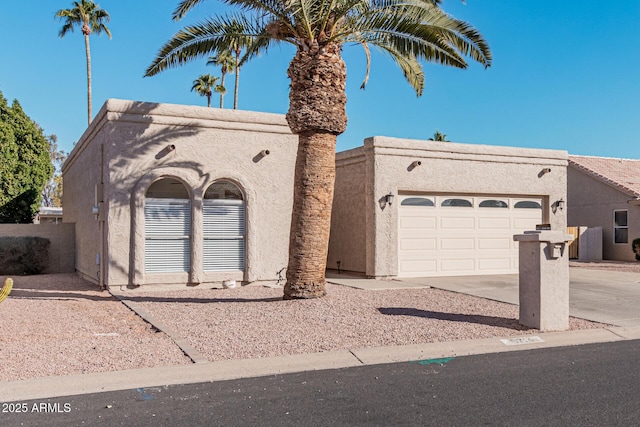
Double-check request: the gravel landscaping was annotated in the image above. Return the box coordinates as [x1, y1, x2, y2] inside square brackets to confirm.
[0, 266, 614, 382]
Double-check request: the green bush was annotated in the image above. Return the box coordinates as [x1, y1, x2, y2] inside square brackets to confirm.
[0, 236, 50, 274]
[632, 238, 640, 262]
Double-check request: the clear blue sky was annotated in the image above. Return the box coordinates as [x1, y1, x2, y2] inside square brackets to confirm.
[1, 1, 639, 157]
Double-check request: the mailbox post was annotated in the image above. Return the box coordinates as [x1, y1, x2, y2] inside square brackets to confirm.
[513, 230, 574, 331]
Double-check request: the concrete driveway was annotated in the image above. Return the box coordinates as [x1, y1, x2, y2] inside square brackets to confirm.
[397, 269, 640, 327]
[328, 268, 640, 327]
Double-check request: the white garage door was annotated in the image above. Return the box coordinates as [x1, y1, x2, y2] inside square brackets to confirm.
[398, 195, 543, 277]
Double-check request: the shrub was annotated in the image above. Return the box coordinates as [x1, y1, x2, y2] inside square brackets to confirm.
[0, 236, 50, 274]
[632, 238, 640, 262]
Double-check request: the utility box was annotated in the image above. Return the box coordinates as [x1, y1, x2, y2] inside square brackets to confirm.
[513, 230, 574, 331]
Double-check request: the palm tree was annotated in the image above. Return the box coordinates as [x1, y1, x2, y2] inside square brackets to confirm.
[207, 50, 235, 108]
[146, 0, 491, 299]
[191, 74, 221, 107]
[55, 0, 112, 126]
[429, 130, 448, 141]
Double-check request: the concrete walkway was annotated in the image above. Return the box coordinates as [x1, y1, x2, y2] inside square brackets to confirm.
[5, 268, 640, 402]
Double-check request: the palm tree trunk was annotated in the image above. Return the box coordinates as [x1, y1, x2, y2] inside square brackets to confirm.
[84, 33, 92, 125]
[220, 72, 226, 108]
[234, 48, 240, 110]
[283, 131, 336, 299]
[207, 93, 211, 108]
[283, 43, 347, 300]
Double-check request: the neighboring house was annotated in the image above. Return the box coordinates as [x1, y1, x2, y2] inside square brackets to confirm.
[328, 137, 568, 278]
[35, 207, 63, 224]
[568, 155, 640, 262]
[62, 99, 297, 288]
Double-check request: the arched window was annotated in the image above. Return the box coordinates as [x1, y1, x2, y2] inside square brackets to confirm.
[144, 178, 191, 273]
[401, 197, 435, 207]
[203, 180, 245, 272]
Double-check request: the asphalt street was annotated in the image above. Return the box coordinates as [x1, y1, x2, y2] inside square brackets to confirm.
[4, 339, 640, 426]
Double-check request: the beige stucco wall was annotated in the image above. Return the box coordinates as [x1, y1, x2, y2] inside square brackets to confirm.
[567, 166, 637, 261]
[0, 223, 75, 273]
[62, 123, 104, 283]
[331, 136, 568, 278]
[328, 147, 367, 273]
[63, 99, 297, 287]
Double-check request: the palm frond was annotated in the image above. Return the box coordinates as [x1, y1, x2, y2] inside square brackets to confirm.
[145, 14, 267, 77]
[173, 0, 207, 21]
[151, 0, 491, 96]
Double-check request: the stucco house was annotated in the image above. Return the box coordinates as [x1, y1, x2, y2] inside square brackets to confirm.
[568, 155, 640, 262]
[62, 99, 571, 288]
[328, 137, 568, 278]
[62, 99, 297, 288]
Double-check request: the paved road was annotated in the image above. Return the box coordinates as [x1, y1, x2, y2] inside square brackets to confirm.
[4, 339, 640, 426]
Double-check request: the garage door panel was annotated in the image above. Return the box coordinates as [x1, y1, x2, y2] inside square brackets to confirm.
[399, 216, 437, 229]
[478, 217, 511, 230]
[478, 258, 511, 271]
[441, 259, 475, 272]
[514, 218, 540, 230]
[399, 260, 437, 274]
[400, 238, 437, 251]
[441, 238, 475, 250]
[441, 217, 475, 229]
[478, 238, 511, 250]
[399, 228, 436, 239]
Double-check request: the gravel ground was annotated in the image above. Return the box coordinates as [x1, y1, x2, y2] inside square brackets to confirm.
[0, 274, 191, 382]
[2, 264, 627, 383]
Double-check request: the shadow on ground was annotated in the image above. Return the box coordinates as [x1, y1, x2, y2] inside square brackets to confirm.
[378, 307, 531, 331]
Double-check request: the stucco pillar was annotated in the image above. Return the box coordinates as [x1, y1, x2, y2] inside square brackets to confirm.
[513, 230, 574, 331]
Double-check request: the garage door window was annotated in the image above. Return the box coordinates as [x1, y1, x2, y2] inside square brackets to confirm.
[441, 198, 473, 207]
[401, 197, 434, 207]
[479, 199, 508, 208]
[203, 180, 245, 271]
[514, 201, 542, 209]
[145, 178, 191, 273]
[613, 210, 628, 244]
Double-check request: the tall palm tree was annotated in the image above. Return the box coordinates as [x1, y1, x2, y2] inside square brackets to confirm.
[191, 74, 221, 107]
[55, 0, 112, 126]
[146, 0, 491, 299]
[207, 50, 235, 108]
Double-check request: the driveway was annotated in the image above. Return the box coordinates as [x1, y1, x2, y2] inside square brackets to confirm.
[395, 268, 640, 327]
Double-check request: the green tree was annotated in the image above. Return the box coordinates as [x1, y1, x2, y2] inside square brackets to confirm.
[0, 92, 54, 223]
[191, 74, 225, 107]
[55, 0, 112, 125]
[207, 50, 235, 108]
[42, 135, 68, 208]
[429, 130, 448, 141]
[146, 0, 491, 299]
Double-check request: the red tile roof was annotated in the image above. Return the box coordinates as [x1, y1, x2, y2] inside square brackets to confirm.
[569, 155, 640, 198]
